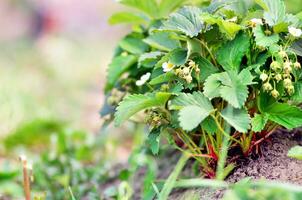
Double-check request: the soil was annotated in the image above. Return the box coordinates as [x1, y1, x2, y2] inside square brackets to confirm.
[169, 129, 302, 200]
[99, 129, 302, 200]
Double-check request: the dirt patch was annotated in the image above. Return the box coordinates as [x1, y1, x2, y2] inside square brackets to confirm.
[227, 129, 302, 184]
[169, 129, 302, 199]
[99, 130, 302, 199]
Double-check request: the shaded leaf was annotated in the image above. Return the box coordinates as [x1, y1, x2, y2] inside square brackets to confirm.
[193, 55, 219, 82]
[258, 92, 302, 129]
[149, 72, 177, 85]
[169, 48, 188, 65]
[106, 55, 137, 91]
[201, 116, 218, 135]
[139, 51, 164, 68]
[290, 82, 302, 103]
[217, 32, 250, 72]
[147, 129, 161, 155]
[221, 106, 250, 133]
[290, 39, 302, 57]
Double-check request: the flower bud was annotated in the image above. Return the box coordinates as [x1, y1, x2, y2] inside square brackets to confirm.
[283, 78, 292, 87]
[278, 50, 287, 58]
[287, 85, 295, 95]
[270, 61, 281, 71]
[185, 75, 193, 83]
[271, 89, 279, 98]
[175, 68, 181, 75]
[182, 67, 190, 75]
[274, 74, 282, 82]
[294, 61, 301, 69]
[264, 30, 272, 36]
[283, 62, 292, 73]
[263, 82, 273, 91]
[121, 52, 128, 57]
[160, 84, 169, 91]
[188, 60, 196, 67]
[260, 73, 268, 81]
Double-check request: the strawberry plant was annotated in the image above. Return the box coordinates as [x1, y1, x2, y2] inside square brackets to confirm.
[103, 0, 302, 178]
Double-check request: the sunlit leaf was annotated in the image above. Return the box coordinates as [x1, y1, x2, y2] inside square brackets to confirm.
[251, 113, 268, 132]
[143, 32, 181, 51]
[287, 146, 302, 160]
[161, 6, 204, 37]
[253, 25, 279, 47]
[115, 92, 171, 126]
[109, 12, 146, 25]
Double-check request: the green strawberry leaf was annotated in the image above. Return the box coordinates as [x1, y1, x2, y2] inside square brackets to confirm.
[109, 12, 147, 25]
[217, 32, 250, 72]
[251, 113, 268, 132]
[204, 70, 254, 108]
[149, 71, 177, 85]
[201, 116, 218, 135]
[257, 92, 302, 129]
[105, 55, 137, 92]
[138, 51, 164, 68]
[161, 6, 204, 38]
[119, 35, 149, 54]
[170, 92, 214, 131]
[143, 32, 181, 52]
[147, 129, 161, 155]
[158, 0, 187, 17]
[221, 105, 251, 133]
[179, 105, 211, 131]
[118, 0, 159, 19]
[255, 0, 286, 26]
[253, 25, 279, 48]
[115, 92, 171, 126]
[202, 13, 242, 39]
[169, 48, 188, 65]
[287, 146, 302, 160]
[192, 55, 219, 82]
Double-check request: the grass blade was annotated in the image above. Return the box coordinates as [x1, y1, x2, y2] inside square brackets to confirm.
[158, 153, 189, 200]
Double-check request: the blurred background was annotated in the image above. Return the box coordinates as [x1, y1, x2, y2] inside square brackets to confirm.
[0, 0, 301, 199]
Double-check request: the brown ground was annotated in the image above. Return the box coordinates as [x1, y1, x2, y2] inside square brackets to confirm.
[99, 130, 302, 200]
[169, 129, 302, 199]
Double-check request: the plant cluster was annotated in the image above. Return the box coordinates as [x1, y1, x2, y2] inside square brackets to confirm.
[103, 0, 302, 179]
[0, 120, 114, 199]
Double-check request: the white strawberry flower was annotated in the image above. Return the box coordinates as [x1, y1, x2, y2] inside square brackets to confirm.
[135, 72, 151, 86]
[250, 18, 263, 25]
[162, 62, 175, 72]
[288, 26, 302, 37]
[227, 16, 238, 23]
